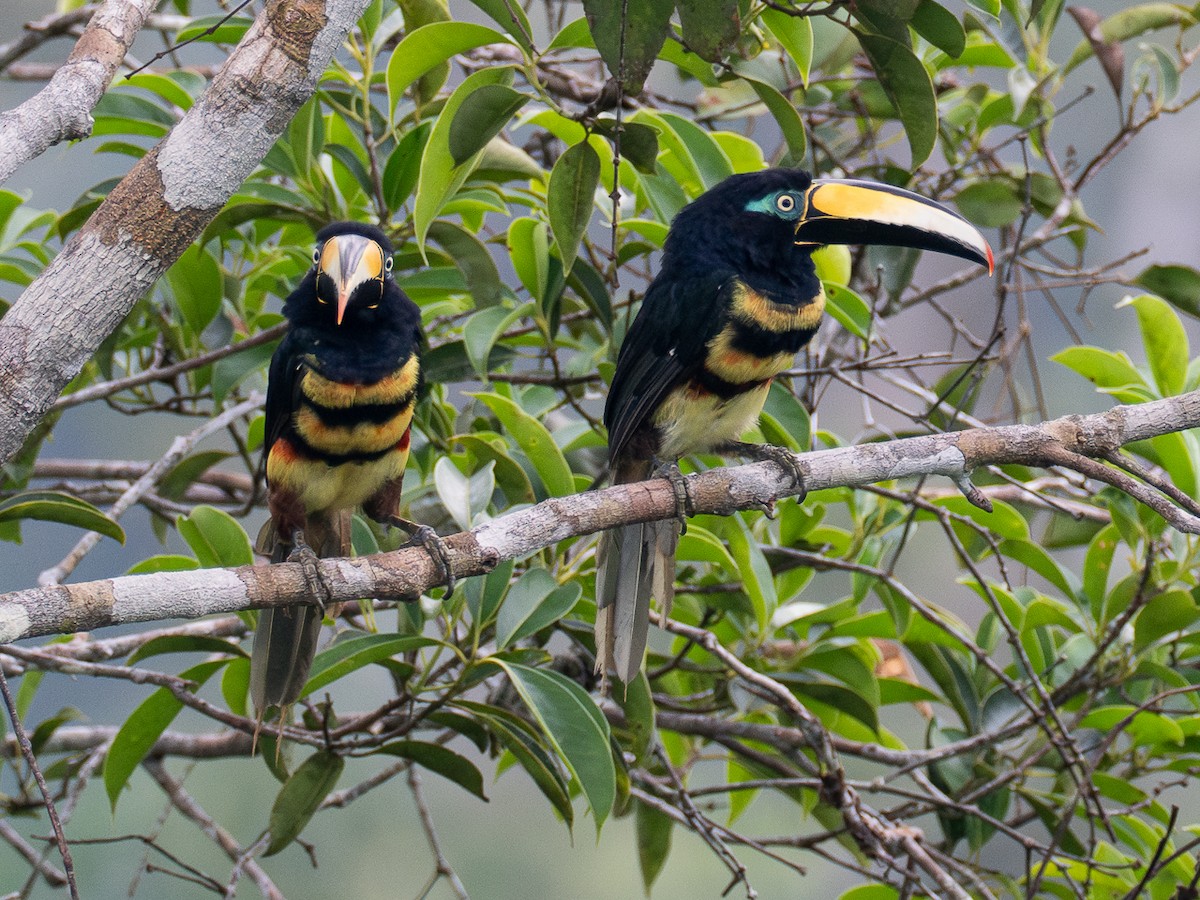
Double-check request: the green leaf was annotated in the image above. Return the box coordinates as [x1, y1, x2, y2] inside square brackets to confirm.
[911, 0, 966, 57]
[496, 568, 582, 648]
[375, 740, 487, 799]
[592, 119, 659, 174]
[1051, 346, 1145, 391]
[175, 506, 253, 568]
[497, 661, 615, 827]
[428, 220, 506, 308]
[386, 22, 512, 117]
[997, 539, 1080, 600]
[824, 283, 872, 339]
[126, 554, 200, 575]
[165, 243, 223, 336]
[265, 750, 345, 855]
[742, 78, 807, 166]
[0, 491, 124, 544]
[303, 634, 436, 696]
[676, 0, 740, 63]
[1118, 293, 1189, 396]
[413, 66, 515, 254]
[582, 0, 674, 92]
[383, 122, 430, 211]
[547, 141, 601, 272]
[761, 8, 814, 85]
[448, 84, 529, 166]
[1065, 4, 1198, 73]
[104, 660, 226, 809]
[462, 303, 529, 378]
[173, 15, 253, 44]
[465, 0, 535, 51]
[1134, 590, 1200, 649]
[127, 635, 246, 665]
[857, 32, 938, 166]
[473, 392, 575, 496]
[637, 799, 674, 891]
[724, 514, 777, 631]
[954, 179, 1023, 227]
[460, 700, 573, 825]
[1135, 264, 1200, 318]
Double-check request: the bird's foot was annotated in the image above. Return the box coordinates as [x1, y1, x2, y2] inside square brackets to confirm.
[720, 441, 807, 503]
[287, 530, 333, 612]
[651, 458, 693, 535]
[387, 517, 455, 595]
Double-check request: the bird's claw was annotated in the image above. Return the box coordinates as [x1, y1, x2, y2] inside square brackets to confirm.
[389, 519, 455, 595]
[723, 441, 807, 503]
[287, 530, 332, 611]
[652, 459, 692, 535]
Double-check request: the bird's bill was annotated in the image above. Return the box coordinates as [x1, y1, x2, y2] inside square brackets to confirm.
[796, 179, 994, 273]
[318, 234, 386, 325]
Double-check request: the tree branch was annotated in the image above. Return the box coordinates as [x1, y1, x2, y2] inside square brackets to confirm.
[0, 0, 372, 466]
[1, 389, 1197, 642]
[0, 0, 155, 186]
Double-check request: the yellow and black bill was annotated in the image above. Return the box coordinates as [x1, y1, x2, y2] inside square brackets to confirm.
[791, 178, 993, 273]
[317, 233, 388, 325]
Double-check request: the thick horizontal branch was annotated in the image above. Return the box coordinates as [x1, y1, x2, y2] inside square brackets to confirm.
[0, 0, 371, 467]
[0, 390, 1196, 643]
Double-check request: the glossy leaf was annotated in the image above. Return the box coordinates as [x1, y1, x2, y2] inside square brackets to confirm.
[375, 740, 487, 799]
[497, 661, 615, 827]
[265, 750, 345, 855]
[1118, 293, 1188, 396]
[175, 506, 254, 568]
[858, 32, 938, 166]
[1135, 264, 1200, 318]
[547, 140, 601, 272]
[303, 634, 436, 696]
[414, 67, 515, 253]
[496, 568, 581, 648]
[104, 660, 227, 809]
[386, 22, 512, 117]
[582, 0, 674, 92]
[448, 84, 529, 165]
[0, 491, 124, 544]
[472, 392, 575, 497]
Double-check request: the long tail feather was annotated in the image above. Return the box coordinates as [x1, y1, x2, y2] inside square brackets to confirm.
[595, 457, 679, 684]
[250, 512, 350, 714]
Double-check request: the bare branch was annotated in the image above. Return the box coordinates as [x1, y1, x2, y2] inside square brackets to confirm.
[0, 0, 156, 186]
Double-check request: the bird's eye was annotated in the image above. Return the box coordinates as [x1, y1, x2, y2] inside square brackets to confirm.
[312, 248, 321, 264]
[385, 256, 393, 272]
[775, 194, 796, 213]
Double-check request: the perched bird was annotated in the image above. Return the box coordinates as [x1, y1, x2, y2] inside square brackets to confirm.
[252, 222, 447, 716]
[596, 169, 993, 684]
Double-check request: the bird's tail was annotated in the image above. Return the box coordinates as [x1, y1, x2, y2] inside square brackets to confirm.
[594, 460, 678, 685]
[250, 511, 351, 717]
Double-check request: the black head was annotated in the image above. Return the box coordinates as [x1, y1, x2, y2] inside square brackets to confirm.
[660, 168, 993, 289]
[294, 222, 397, 328]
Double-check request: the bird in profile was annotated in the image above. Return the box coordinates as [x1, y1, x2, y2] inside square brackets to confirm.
[596, 168, 993, 685]
[251, 222, 450, 719]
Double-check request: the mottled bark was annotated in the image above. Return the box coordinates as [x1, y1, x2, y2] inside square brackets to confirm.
[0, 0, 371, 465]
[1, 389, 1197, 643]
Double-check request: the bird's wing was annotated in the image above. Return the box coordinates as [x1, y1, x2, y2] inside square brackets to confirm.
[261, 330, 304, 462]
[605, 270, 734, 467]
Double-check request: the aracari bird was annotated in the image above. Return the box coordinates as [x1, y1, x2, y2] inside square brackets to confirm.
[596, 169, 993, 684]
[252, 222, 449, 716]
